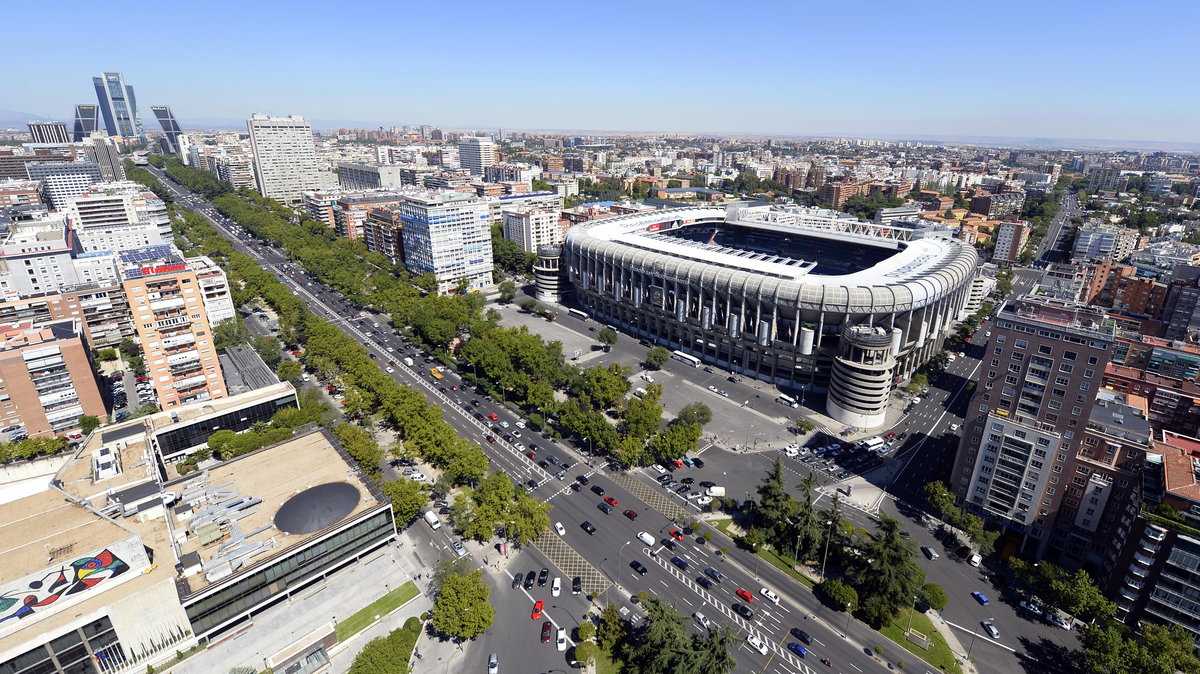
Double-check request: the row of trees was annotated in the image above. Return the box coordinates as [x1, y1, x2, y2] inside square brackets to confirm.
[599, 597, 737, 674]
[921, 481, 1001, 554]
[450, 471, 552, 545]
[0, 436, 67, 464]
[347, 616, 422, 674]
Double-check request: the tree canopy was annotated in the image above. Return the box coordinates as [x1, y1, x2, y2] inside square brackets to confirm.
[430, 570, 494, 640]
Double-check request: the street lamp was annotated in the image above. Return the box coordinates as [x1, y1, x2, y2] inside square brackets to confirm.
[616, 540, 632, 580]
[906, 595, 918, 633]
[842, 603, 852, 637]
[966, 618, 993, 661]
[819, 520, 835, 581]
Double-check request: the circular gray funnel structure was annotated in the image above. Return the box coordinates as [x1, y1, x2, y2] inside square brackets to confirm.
[274, 482, 359, 534]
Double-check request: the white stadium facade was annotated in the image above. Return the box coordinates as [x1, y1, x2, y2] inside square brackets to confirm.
[561, 204, 981, 428]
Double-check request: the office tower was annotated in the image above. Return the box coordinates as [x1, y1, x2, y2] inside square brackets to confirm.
[150, 105, 185, 155]
[118, 246, 227, 407]
[82, 135, 126, 182]
[0, 319, 106, 438]
[246, 114, 321, 204]
[25, 161, 102, 210]
[27, 121, 70, 144]
[502, 208, 564, 253]
[399, 192, 493, 293]
[72, 104, 99, 141]
[951, 294, 1115, 559]
[458, 136, 496, 176]
[92, 71, 142, 139]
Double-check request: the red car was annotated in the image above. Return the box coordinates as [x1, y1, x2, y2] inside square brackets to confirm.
[885, 432, 897, 440]
[531, 600, 544, 620]
[486, 436, 496, 443]
[623, 509, 638, 520]
[604, 496, 618, 507]
[451, 385, 458, 391]
[669, 528, 685, 542]
[527, 451, 537, 460]
[736, 588, 754, 603]
[488, 413, 499, 421]
[540, 620, 552, 643]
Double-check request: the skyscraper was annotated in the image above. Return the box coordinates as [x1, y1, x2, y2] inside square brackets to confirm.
[458, 136, 496, 176]
[92, 71, 142, 139]
[82, 135, 126, 182]
[72, 104, 99, 141]
[27, 121, 70, 144]
[399, 191, 493, 293]
[151, 105, 184, 155]
[246, 114, 321, 204]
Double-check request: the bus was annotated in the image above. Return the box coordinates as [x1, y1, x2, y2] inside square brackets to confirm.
[671, 350, 701, 367]
[776, 394, 798, 408]
[430, 368, 444, 380]
[569, 308, 588, 320]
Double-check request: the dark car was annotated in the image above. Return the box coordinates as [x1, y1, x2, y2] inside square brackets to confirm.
[630, 560, 648, 575]
[572, 577, 582, 595]
[577, 475, 589, 485]
[597, 502, 613, 515]
[670, 556, 689, 571]
[699, 480, 716, 488]
[538, 460, 549, 469]
[661, 538, 677, 551]
[681, 477, 695, 484]
[546, 455, 559, 465]
[787, 642, 808, 658]
[790, 628, 812, 644]
[697, 577, 714, 589]
[524, 571, 536, 590]
[541, 620, 552, 643]
[623, 509, 638, 520]
[581, 521, 597, 535]
[692, 458, 705, 468]
[538, 568, 549, 587]
[704, 567, 725, 583]
[513, 572, 523, 590]
[732, 603, 754, 620]
[591, 485, 606, 496]
[675, 484, 691, 495]
[527, 479, 539, 490]
[570, 482, 583, 492]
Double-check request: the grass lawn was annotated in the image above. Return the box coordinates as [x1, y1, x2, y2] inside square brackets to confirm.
[335, 581, 420, 642]
[595, 645, 624, 674]
[879, 607, 962, 674]
[711, 517, 733, 535]
[757, 547, 816, 589]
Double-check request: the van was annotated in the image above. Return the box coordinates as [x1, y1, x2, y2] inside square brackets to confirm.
[403, 357, 414, 367]
[692, 611, 711, 628]
[968, 553, 982, 567]
[633, 388, 648, 399]
[637, 531, 655, 546]
[423, 510, 441, 530]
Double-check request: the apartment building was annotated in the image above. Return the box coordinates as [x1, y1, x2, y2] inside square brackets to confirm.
[302, 190, 342, 227]
[118, 246, 227, 408]
[969, 191, 1026, 219]
[484, 163, 536, 185]
[1072, 223, 1139, 263]
[1088, 167, 1123, 192]
[502, 207, 565, 253]
[0, 318, 104, 439]
[0, 180, 43, 207]
[362, 208, 404, 265]
[458, 136, 495, 176]
[65, 187, 167, 252]
[246, 114, 321, 204]
[818, 179, 865, 210]
[334, 193, 407, 240]
[25, 162, 102, 210]
[991, 221, 1031, 264]
[82, 135, 126, 182]
[398, 192, 493, 293]
[952, 293, 1115, 559]
[0, 217, 83, 298]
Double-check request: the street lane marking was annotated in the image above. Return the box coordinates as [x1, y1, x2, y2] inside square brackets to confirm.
[944, 620, 1018, 654]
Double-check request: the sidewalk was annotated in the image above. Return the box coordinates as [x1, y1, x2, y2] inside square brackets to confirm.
[925, 608, 974, 673]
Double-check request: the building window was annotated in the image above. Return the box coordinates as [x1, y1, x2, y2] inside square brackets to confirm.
[994, 347, 1003, 355]
[1039, 345, 1053, 355]
[1053, 388, 1066, 397]
[1064, 351, 1077, 361]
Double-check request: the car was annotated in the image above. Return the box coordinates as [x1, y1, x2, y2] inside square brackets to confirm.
[705, 567, 725, 583]
[982, 621, 999, 639]
[1019, 600, 1043, 616]
[746, 633, 768, 655]
[968, 553, 982, 567]
[670, 556, 689, 570]
[732, 603, 754, 620]
[538, 568, 549, 587]
[527, 451, 536, 459]
[604, 496, 618, 507]
[556, 627, 567, 652]
[699, 480, 716, 488]
[652, 464, 667, 474]
[540, 619, 552, 641]
[692, 458, 704, 468]
[885, 432, 897, 440]
[597, 502, 613, 514]
[512, 572, 523, 590]
[385, 367, 394, 373]
[591, 485, 606, 496]
[623, 509, 638, 520]
[1045, 613, 1071, 630]
[451, 540, 467, 557]
[971, 591, 989, 606]
[760, 588, 780, 604]
[675, 484, 690, 494]
[546, 455, 559, 465]
[630, 560, 648, 575]
[515, 420, 525, 428]
[687, 491, 706, 501]
[532, 600, 545, 620]
[581, 521, 597, 535]
[661, 538, 677, 551]
[570, 482, 582, 492]
[784, 446, 799, 457]
[499, 421, 510, 428]
[577, 475, 589, 485]
[486, 435, 496, 443]
[707, 385, 718, 393]
[681, 477, 695, 484]
[512, 430, 521, 438]
[488, 413, 498, 421]
[697, 577, 714, 589]
[663, 480, 679, 489]
[526, 479, 539, 490]
[572, 577, 582, 595]
[552, 577, 561, 597]
[538, 460, 549, 469]
[554, 522, 566, 536]
[790, 628, 812, 644]
[669, 529, 685, 541]
[736, 588, 754, 603]
[787, 642, 808, 658]
[488, 652, 499, 674]
[950, 423, 960, 432]
[921, 546, 940, 560]
[657, 474, 674, 483]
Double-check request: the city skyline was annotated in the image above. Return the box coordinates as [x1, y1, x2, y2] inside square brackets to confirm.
[7, 0, 1200, 144]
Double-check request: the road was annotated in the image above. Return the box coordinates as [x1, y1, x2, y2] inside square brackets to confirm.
[150, 168, 1082, 674]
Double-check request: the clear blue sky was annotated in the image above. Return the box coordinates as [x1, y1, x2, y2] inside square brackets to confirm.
[10, 0, 1200, 143]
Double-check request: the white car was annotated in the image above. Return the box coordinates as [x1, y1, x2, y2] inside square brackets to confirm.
[409, 471, 427, 481]
[552, 577, 561, 597]
[950, 424, 960, 432]
[784, 446, 799, 457]
[982, 621, 999, 639]
[499, 421, 510, 428]
[515, 421, 525, 429]
[696, 496, 714, 506]
[637, 531, 655, 546]
[652, 464, 668, 474]
[386, 367, 395, 373]
[554, 522, 566, 536]
[746, 633, 769, 655]
[760, 588, 780, 604]
[556, 627, 567, 652]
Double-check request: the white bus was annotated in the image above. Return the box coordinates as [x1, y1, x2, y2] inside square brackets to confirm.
[569, 308, 588, 320]
[776, 394, 797, 408]
[859, 436, 886, 452]
[671, 350, 701, 367]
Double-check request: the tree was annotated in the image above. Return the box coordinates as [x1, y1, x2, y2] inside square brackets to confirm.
[849, 514, 923, 626]
[598, 602, 626, 651]
[213, 317, 250, 349]
[692, 625, 738, 674]
[497, 280, 516, 303]
[252, 335, 281, 367]
[518, 298, 539, 313]
[276, 359, 302, 383]
[126, 355, 147, 377]
[676, 402, 712, 427]
[815, 579, 858, 611]
[574, 641, 597, 666]
[430, 570, 494, 640]
[380, 478, 427, 525]
[348, 617, 421, 674]
[920, 583, 948, 611]
[118, 337, 140, 358]
[621, 596, 690, 673]
[645, 346, 670, 369]
[1076, 621, 1168, 674]
[78, 415, 100, 436]
[922, 481, 959, 520]
[430, 556, 473, 595]
[95, 348, 118, 362]
[1141, 622, 1200, 674]
[597, 327, 618, 351]
[577, 621, 596, 642]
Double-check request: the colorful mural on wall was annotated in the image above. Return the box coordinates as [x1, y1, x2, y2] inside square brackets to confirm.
[0, 548, 129, 625]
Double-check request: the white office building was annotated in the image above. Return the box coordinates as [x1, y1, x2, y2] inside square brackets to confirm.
[65, 183, 170, 251]
[338, 162, 407, 191]
[25, 162, 102, 211]
[458, 136, 496, 176]
[399, 192, 493, 294]
[247, 114, 321, 204]
[502, 208, 563, 253]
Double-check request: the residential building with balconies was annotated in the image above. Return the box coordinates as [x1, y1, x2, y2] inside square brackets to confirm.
[0, 318, 104, 439]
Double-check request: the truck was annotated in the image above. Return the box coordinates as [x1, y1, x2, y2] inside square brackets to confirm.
[705, 486, 726, 498]
[403, 357, 414, 367]
[423, 510, 441, 530]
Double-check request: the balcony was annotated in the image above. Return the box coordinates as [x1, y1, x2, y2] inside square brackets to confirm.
[1119, 586, 1138, 601]
[155, 315, 191, 330]
[173, 374, 207, 390]
[1123, 575, 1144, 590]
[1128, 563, 1149, 578]
[1144, 526, 1167, 542]
[149, 297, 186, 313]
[1133, 551, 1156, 566]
